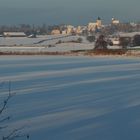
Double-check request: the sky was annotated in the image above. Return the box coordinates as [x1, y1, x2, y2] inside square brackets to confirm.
[0, 0, 140, 26]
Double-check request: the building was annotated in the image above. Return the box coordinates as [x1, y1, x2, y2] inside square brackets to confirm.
[112, 38, 120, 45]
[110, 32, 140, 46]
[75, 26, 83, 35]
[87, 17, 102, 31]
[88, 22, 97, 31]
[3, 32, 26, 37]
[96, 17, 102, 28]
[62, 30, 67, 35]
[51, 29, 61, 35]
[119, 32, 140, 38]
[111, 18, 120, 24]
[66, 25, 74, 34]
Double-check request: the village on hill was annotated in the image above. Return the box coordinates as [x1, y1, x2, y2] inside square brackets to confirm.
[0, 17, 140, 55]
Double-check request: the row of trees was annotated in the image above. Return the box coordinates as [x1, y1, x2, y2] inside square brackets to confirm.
[1, 22, 140, 36]
[99, 23, 140, 36]
[93, 34, 140, 50]
[119, 34, 140, 48]
[0, 24, 65, 35]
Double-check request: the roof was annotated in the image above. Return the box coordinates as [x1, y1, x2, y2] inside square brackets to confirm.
[119, 32, 140, 37]
[3, 32, 26, 36]
[97, 17, 101, 20]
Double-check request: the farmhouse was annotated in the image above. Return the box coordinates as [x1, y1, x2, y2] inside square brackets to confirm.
[3, 32, 26, 37]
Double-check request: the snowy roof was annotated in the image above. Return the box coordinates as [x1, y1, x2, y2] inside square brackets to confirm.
[3, 32, 26, 36]
[119, 32, 140, 37]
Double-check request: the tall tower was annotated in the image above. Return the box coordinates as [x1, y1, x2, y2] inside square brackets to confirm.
[96, 17, 102, 28]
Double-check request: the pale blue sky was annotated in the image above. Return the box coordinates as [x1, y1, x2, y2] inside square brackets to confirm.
[0, 0, 140, 25]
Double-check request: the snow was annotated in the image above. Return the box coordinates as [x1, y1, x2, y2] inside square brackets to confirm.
[0, 35, 89, 46]
[1, 34, 140, 53]
[1, 56, 140, 140]
[0, 34, 140, 54]
[119, 32, 140, 37]
[0, 35, 94, 52]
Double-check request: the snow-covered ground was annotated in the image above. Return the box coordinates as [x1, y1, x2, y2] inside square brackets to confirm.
[0, 35, 89, 46]
[0, 35, 140, 53]
[0, 43, 94, 53]
[0, 35, 94, 52]
[1, 56, 140, 140]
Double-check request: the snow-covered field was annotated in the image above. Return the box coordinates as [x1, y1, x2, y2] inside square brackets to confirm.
[1, 56, 140, 140]
[0, 35, 140, 53]
[0, 35, 76, 46]
[0, 35, 94, 52]
[0, 43, 94, 53]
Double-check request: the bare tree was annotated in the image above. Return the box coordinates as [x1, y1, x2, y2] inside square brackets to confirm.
[132, 34, 140, 47]
[86, 35, 95, 43]
[0, 81, 29, 140]
[119, 37, 131, 49]
[94, 35, 108, 50]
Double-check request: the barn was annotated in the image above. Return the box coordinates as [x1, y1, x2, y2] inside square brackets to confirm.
[3, 32, 26, 37]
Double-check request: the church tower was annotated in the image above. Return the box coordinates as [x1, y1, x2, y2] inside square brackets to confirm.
[96, 17, 102, 28]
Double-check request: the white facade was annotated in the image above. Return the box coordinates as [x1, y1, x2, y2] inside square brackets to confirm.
[51, 29, 61, 35]
[112, 18, 120, 24]
[62, 30, 67, 35]
[66, 25, 74, 34]
[113, 40, 120, 45]
[88, 22, 97, 31]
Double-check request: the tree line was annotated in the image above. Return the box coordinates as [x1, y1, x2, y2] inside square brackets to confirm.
[0, 24, 65, 35]
[0, 22, 140, 36]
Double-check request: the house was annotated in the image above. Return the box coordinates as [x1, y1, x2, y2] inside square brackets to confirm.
[112, 38, 120, 46]
[66, 25, 74, 34]
[110, 32, 139, 47]
[75, 26, 83, 35]
[51, 29, 61, 35]
[111, 18, 120, 24]
[62, 30, 67, 35]
[119, 32, 140, 38]
[3, 32, 26, 37]
[88, 22, 97, 31]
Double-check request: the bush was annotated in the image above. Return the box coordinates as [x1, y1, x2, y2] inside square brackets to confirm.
[56, 40, 62, 44]
[119, 37, 131, 49]
[133, 34, 140, 46]
[77, 37, 83, 43]
[107, 39, 113, 46]
[86, 36, 95, 42]
[48, 44, 55, 47]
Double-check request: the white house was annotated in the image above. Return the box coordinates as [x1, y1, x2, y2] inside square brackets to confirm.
[111, 18, 120, 24]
